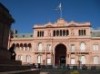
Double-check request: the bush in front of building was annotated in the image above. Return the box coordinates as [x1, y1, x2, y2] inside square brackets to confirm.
[82, 64, 87, 70]
[91, 66, 96, 70]
[73, 66, 78, 70]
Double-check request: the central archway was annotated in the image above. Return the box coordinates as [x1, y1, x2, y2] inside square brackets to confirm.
[55, 44, 66, 66]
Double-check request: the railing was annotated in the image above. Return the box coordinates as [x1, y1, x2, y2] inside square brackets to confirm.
[34, 49, 45, 54]
[34, 49, 52, 54]
[70, 49, 90, 54]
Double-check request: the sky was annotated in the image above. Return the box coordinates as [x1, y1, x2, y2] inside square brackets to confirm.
[0, 0, 100, 33]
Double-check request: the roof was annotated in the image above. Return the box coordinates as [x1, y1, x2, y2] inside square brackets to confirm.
[91, 29, 100, 37]
[12, 33, 33, 38]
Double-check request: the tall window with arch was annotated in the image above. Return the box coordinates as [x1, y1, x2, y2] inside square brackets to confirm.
[93, 56, 99, 64]
[80, 42, 86, 51]
[28, 43, 32, 51]
[20, 43, 23, 50]
[37, 55, 42, 64]
[38, 42, 42, 52]
[15, 43, 19, 50]
[80, 55, 86, 64]
[23, 43, 27, 51]
[26, 55, 31, 63]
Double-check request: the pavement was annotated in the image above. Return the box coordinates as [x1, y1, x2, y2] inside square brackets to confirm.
[40, 68, 100, 74]
[40, 72, 49, 74]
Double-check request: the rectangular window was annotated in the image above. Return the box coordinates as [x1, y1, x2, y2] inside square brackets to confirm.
[37, 31, 44, 37]
[37, 31, 39, 37]
[53, 30, 55, 36]
[79, 29, 86, 36]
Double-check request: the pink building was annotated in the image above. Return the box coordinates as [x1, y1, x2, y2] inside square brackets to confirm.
[9, 19, 100, 66]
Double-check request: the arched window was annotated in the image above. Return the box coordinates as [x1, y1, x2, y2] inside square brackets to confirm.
[23, 43, 27, 51]
[80, 42, 86, 51]
[20, 43, 23, 50]
[15, 43, 19, 50]
[26, 55, 31, 63]
[80, 56, 86, 64]
[38, 43, 42, 51]
[93, 56, 99, 64]
[28, 43, 32, 50]
[37, 55, 42, 64]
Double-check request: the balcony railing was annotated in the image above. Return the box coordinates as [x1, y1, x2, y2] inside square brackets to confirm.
[70, 49, 90, 54]
[34, 49, 45, 54]
[34, 49, 52, 54]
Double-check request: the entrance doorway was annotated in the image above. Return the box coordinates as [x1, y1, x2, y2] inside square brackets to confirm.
[55, 44, 66, 66]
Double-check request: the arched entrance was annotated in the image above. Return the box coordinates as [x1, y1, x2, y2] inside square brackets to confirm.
[55, 44, 66, 66]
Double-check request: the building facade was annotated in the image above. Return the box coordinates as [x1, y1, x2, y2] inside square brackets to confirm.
[9, 19, 100, 66]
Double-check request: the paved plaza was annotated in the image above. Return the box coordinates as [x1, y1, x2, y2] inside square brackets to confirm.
[40, 68, 100, 74]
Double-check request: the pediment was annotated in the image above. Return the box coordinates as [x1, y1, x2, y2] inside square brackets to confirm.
[68, 24, 77, 27]
[46, 24, 53, 28]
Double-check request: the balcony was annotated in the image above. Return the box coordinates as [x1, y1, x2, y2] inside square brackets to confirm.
[34, 49, 52, 54]
[34, 49, 45, 54]
[70, 49, 90, 54]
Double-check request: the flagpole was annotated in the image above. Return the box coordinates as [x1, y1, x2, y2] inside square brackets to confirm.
[60, 6, 62, 18]
[58, 3, 62, 19]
